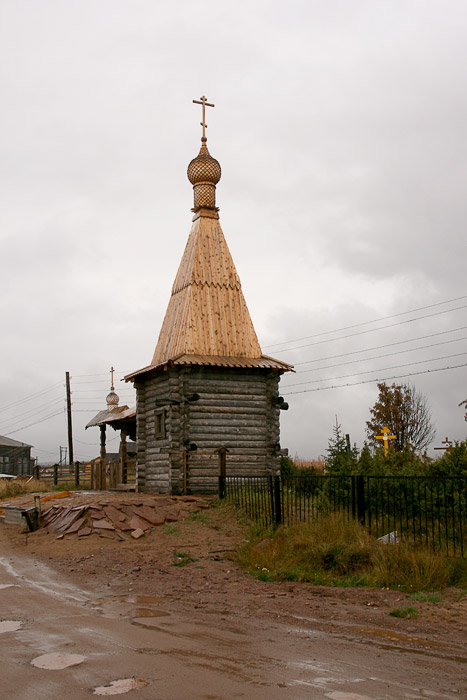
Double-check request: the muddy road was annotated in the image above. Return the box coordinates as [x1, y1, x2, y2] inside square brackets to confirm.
[0, 499, 465, 699]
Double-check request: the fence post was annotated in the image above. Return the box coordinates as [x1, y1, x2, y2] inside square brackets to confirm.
[74, 461, 80, 488]
[218, 475, 226, 499]
[218, 446, 227, 499]
[273, 474, 282, 526]
[356, 475, 365, 525]
[351, 475, 356, 519]
[53, 464, 58, 487]
[268, 475, 275, 524]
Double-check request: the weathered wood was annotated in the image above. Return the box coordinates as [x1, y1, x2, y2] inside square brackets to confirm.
[135, 364, 282, 493]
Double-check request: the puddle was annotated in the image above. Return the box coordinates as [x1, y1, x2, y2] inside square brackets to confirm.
[348, 625, 443, 647]
[0, 620, 22, 633]
[326, 693, 373, 700]
[93, 678, 148, 695]
[93, 595, 165, 605]
[31, 652, 86, 670]
[131, 608, 170, 618]
[132, 614, 170, 628]
[0, 556, 89, 602]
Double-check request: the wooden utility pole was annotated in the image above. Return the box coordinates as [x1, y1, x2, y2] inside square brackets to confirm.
[65, 371, 74, 464]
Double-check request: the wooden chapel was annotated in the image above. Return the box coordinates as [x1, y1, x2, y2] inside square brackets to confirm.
[125, 97, 292, 493]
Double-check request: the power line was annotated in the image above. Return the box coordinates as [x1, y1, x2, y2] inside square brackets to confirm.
[273, 304, 467, 355]
[293, 335, 467, 376]
[0, 397, 64, 430]
[294, 325, 467, 366]
[264, 294, 467, 350]
[4, 410, 64, 436]
[72, 371, 129, 378]
[71, 390, 135, 395]
[281, 362, 467, 395]
[0, 381, 63, 415]
[282, 351, 467, 389]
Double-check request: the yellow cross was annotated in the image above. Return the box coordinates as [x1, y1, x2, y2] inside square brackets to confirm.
[376, 426, 396, 456]
[193, 95, 215, 140]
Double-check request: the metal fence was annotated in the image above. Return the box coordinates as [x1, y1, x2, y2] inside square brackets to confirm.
[222, 474, 467, 557]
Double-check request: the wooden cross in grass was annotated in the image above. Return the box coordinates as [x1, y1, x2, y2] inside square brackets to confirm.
[193, 95, 215, 140]
[376, 426, 396, 457]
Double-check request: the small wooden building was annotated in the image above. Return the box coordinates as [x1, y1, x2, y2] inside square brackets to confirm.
[0, 435, 33, 476]
[125, 105, 292, 493]
[85, 372, 136, 488]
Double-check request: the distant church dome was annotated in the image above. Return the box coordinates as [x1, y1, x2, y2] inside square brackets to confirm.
[106, 367, 119, 411]
[106, 389, 119, 410]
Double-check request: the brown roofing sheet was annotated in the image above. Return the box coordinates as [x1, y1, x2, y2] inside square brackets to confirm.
[85, 405, 130, 429]
[105, 406, 136, 425]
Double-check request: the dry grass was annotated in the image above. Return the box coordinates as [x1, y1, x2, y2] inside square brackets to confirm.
[237, 513, 467, 590]
[293, 458, 325, 472]
[0, 478, 55, 500]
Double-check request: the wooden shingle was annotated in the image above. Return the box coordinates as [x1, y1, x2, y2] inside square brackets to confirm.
[152, 214, 262, 365]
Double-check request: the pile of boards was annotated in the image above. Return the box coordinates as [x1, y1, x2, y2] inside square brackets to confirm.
[40, 496, 207, 540]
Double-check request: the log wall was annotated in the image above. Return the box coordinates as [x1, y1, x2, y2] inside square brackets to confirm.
[135, 366, 283, 494]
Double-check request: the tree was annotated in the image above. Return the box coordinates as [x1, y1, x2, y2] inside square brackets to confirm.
[324, 417, 359, 473]
[366, 382, 436, 453]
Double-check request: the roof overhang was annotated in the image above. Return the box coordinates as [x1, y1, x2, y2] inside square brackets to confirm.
[85, 405, 134, 429]
[124, 353, 294, 382]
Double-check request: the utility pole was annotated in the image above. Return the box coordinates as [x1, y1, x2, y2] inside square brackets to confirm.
[66, 371, 74, 464]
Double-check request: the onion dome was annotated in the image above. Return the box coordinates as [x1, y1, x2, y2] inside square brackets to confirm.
[106, 385, 119, 411]
[187, 138, 221, 211]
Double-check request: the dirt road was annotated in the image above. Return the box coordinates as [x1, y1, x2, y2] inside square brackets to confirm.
[0, 498, 465, 699]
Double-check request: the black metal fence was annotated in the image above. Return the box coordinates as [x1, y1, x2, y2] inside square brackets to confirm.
[222, 474, 467, 557]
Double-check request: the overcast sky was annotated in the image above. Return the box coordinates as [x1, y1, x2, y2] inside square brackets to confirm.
[1, 0, 466, 464]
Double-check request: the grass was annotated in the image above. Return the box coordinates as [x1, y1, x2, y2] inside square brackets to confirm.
[0, 478, 94, 501]
[187, 510, 208, 525]
[0, 478, 55, 500]
[410, 591, 443, 603]
[389, 606, 418, 619]
[172, 551, 198, 567]
[163, 523, 180, 536]
[237, 513, 467, 592]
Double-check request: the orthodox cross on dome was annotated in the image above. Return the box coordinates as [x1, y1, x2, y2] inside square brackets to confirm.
[193, 95, 215, 140]
[110, 366, 115, 391]
[376, 425, 396, 457]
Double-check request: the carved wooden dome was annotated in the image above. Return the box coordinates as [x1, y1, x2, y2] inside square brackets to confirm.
[187, 138, 221, 211]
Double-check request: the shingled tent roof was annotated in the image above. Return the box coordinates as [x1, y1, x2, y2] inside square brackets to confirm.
[125, 119, 292, 382]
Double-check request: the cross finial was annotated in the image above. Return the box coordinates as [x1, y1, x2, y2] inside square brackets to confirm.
[110, 366, 115, 391]
[193, 95, 215, 141]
